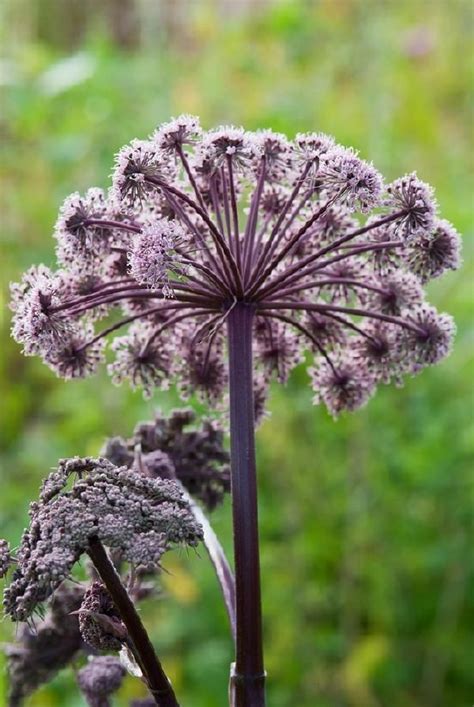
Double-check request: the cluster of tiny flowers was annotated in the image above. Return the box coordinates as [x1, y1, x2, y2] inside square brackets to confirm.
[4, 582, 85, 705]
[0, 539, 12, 578]
[10, 115, 460, 416]
[77, 655, 125, 707]
[78, 581, 127, 652]
[3, 456, 203, 621]
[128, 220, 188, 295]
[103, 408, 230, 512]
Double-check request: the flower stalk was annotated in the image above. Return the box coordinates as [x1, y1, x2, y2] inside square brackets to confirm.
[227, 303, 266, 707]
[87, 536, 179, 707]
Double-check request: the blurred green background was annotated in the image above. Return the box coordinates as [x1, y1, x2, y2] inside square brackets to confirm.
[0, 1, 473, 705]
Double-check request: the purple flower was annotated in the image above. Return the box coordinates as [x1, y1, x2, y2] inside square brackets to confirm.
[311, 355, 376, 419]
[153, 113, 202, 153]
[10, 117, 459, 418]
[112, 139, 173, 207]
[405, 217, 462, 282]
[54, 188, 112, 271]
[319, 145, 384, 212]
[385, 172, 437, 239]
[128, 220, 188, 294]
[108, 323, 172, 398]
[403, 304, 456, 367]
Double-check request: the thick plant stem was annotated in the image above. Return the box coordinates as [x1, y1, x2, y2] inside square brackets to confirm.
[87, 536, 180, 707]
[227, 303, 266, 707]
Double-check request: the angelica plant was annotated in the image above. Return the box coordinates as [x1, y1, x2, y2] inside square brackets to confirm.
[8, 116, 461, 706]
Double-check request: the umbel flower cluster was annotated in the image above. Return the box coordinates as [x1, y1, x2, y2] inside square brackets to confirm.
[104, 407, 230, 511]
[10, 116, 460, 415]
[3, 456, 203, 622]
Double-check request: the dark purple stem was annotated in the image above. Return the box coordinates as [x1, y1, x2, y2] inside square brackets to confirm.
[177, 144, 207, 211]
[227, 155, 242, 270]
[248, 162, 312, 289]
[248, 192, 340, 298]
[227, 304, 266, 707]
[258, 300, 423, 333]
[87, 536, 179, 707]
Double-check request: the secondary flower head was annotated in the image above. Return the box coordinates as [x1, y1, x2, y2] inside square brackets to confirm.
[78, 581, 126, 651]
[4, 582, 84, 705]
[77, 656, 125, 707]
[10, 117, 460, 417]
[3, 456, 202, 621]
[103, 408, 230, 512]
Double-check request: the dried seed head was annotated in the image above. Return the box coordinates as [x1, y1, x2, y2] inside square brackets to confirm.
[77, 656, 125, 707]
[102, 409, 230, 512]
[3, 457, 202, 621]
[4, 582, 84, 705]
[78, 582, 126, 651]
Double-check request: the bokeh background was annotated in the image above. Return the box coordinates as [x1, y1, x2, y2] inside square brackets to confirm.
[1, 1, 473, 705]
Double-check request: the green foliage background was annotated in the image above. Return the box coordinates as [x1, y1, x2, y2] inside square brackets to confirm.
[0, 1, 473, 705]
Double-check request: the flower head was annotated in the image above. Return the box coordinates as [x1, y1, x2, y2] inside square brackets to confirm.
[109, 324, 172, 398]
[11, 268, 70, 355]
[405, 217, 462, 282]
[201, 125, 254, 170]
[128, 220, 188, 294]
[295, 131, 335, 172]
[77, 656, 125, 707]
[44, 323, 106, 379]
[102, 408, 230, 512]
[78, 582, 126, 651]
[368, 271, 424, 316]
[385, 172, 437, 239]
[311, 355, 376, 418]
[402, 304, 456, 367]
[320, 146, 384, 212]
[4, 583, 84, 705]
[54, 188, 112, 271]
[10, 117, 459, 418]
[153, 113, 202, 153]
[3, 457, 202, 620]
[112, 139, 171, 207]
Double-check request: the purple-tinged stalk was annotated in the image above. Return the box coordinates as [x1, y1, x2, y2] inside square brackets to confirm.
[227, 304, 265, 706]
[10, 115, 461, 706]
[87, 537, 178, 707]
